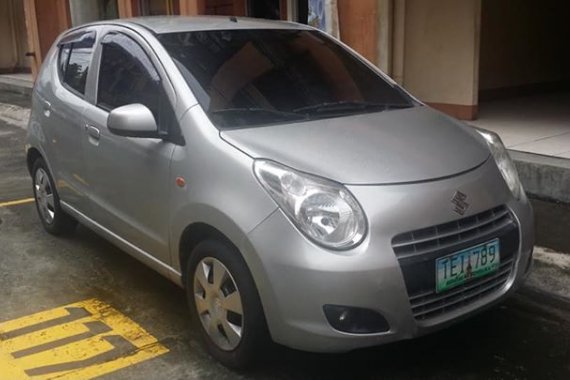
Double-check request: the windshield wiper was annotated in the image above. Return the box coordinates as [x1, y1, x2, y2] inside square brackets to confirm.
[293, 101, 412, 114]
[211, 108, 307, 120]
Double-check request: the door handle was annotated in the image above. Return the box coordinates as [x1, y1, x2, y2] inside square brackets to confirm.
[42, 100, 51, 117]
[85, 125, 100, 140]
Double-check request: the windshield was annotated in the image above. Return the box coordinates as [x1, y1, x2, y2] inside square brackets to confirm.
[157, 29, 415, 129]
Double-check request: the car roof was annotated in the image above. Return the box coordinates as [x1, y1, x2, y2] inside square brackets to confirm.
[119, 16, 312, 34]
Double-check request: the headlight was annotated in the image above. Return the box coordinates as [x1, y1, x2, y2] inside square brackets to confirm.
[476, 129, 524, 200]
[253, 160, 367, 250]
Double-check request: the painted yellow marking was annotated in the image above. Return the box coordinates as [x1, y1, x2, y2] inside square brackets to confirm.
[51, 344, 168, 380]
[0, 299, 169, 379]
[15, 335, 119, 370]
[0, 318, 92, 353]
[0, 198, 35, 208]
[0, 350, 28, 379]
[0, 305, 72, 334]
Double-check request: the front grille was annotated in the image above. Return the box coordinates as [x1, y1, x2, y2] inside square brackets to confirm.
[409, 257, 514, 320]
[392, 205, 512, 260]
[391, 205, 519, 321]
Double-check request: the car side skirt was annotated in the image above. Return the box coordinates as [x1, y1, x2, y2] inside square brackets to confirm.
[61, 201, 184, 287]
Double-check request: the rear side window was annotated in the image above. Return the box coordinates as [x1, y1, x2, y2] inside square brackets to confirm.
[97, 33, 161, 119]
[58, 32, 96, 96]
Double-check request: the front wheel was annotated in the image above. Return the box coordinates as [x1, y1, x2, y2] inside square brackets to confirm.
[186, 240, 269, 369]
[32, 158, 77, 235]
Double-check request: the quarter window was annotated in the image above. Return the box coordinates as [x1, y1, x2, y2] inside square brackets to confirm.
[58, 45, 71, 79]
[58, 32, 96, 95]
[97, 33, 161, 120]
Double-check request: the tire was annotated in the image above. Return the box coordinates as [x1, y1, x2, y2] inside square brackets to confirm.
[186, 240, 269, 369]
[32, 157, 77, 235]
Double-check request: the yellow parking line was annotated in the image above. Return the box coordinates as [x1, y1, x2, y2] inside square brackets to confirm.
[0, 198, 35, 208]
[0, 299, 169, 379]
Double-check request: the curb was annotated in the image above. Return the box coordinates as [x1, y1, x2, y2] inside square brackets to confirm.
[0, 103, 30, 129]
[511, 151, 570, 204]
[0, 76, 33, 98]
[527, 246, 570, 301]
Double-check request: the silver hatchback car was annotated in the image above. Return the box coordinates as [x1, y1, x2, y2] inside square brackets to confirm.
[26, 16, 534, 368]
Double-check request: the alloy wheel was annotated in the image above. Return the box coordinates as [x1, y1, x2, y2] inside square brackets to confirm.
[193, 257, 244, 351]
[34, 168, 55, 224]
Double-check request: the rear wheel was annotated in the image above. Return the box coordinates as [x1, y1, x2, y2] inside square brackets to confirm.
[186, 240, 269, 369]
[32, 158, 77, 235]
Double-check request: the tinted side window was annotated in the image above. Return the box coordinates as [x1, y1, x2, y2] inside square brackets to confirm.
[59, 33, 96, 95]
[58, 45, 71, 79]
[97, 33, 161, 119]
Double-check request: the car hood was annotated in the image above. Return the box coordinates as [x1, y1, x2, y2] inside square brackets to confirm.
[220, 106, 490, 185]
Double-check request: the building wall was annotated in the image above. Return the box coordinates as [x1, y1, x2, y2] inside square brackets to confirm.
[479, 0, 570, 92]
[0, 0, 30, 72]
[70, 0, 101, 26]
[35, 0, 71, 60]
[402, 0, 481, 119]
[69, 0, 119, 26]
[338, 0, 377, 63]
[206, 0, 236, 15]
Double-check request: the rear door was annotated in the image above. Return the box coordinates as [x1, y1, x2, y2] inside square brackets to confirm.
[81, 29, 178, 264]
[38, 31, 96, 212]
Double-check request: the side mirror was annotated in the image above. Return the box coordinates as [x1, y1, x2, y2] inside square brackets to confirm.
[107, 104, 159, 138]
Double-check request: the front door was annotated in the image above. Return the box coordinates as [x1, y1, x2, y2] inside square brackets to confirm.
[82, 30, 175, 263]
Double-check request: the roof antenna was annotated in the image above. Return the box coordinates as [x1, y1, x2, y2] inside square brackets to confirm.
[229, 16, 238, 23]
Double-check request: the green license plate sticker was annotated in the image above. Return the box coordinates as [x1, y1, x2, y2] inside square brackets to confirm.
[435, 239, 500, 293]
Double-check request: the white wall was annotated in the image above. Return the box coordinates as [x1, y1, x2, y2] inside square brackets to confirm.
[402, 0, 481, 107]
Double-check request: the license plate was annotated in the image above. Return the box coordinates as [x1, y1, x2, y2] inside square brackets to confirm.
[435, 239, 500, 293]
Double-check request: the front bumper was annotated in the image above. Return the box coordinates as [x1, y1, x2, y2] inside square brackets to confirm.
[241, 159, 534, 353]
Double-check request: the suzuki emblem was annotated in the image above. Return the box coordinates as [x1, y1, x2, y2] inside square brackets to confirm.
[451, 191, 469, 215]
